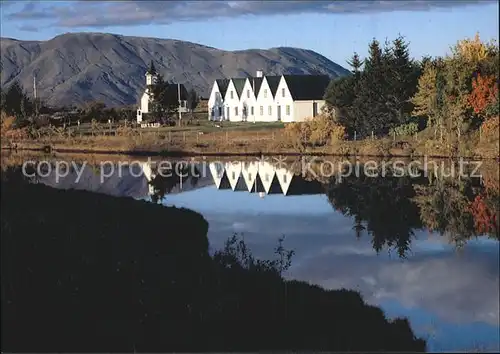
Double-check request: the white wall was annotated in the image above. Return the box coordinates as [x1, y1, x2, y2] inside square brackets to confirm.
[293, 100, 326, 122]
[140, 91, 150, 113]
[274, 77, 295, 123]
[254, 78, 276, 122]
[224, 80, 242, 122]
[208, 82, 224, 121]
[240, 78, 257, 122]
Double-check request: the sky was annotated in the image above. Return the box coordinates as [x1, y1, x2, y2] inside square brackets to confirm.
[0, 0, 498, 67]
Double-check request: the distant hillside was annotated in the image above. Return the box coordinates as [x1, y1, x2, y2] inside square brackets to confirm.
[0, 32, 351, 108]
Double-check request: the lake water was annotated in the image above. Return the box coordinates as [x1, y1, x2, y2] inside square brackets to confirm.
[7, 154, 500, 352]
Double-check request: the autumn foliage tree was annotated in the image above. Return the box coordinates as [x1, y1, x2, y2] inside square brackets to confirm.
[467, 73, 499, 118]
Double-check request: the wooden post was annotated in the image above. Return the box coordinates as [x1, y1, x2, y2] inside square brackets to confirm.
[393, 131, 395, 141]
[272, 131, 275, 140]
[354, 131, 357, 141]
[371, 131, 374, 140]
[169, 131, 171, 142]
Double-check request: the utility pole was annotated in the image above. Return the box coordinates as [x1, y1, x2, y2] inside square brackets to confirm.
[178, 83, 182, 126]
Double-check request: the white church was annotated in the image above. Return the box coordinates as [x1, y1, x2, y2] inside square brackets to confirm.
[136, 61, 189, 124]
[207, 70, 331, 123]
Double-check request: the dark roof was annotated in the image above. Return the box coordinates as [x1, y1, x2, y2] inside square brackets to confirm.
[234, 176, 248, 191]
[165, 83, 188, 100]
[231, 78, 246, 99]
[250, 77, 264, 99]
[265, 75, 281, 98]
[216, 79, 230, 98]
[218, 172, 232, 190]
[286, 176, 325, 196]
[282, 75, 331, 101]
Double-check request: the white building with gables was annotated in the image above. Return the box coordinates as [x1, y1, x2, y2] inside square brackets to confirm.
[207, 70, 330, 123]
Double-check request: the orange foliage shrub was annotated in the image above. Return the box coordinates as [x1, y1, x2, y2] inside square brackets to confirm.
[469, 194, 498, 235]
[467, 74, 498, 116]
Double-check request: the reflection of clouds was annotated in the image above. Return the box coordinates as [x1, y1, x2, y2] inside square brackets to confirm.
[206, 212, 499, 328]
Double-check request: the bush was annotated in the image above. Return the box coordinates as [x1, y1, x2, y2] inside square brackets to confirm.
[389, 122, 419, 137]
[285, 115, 346, 148]
[481, 116, 499, 139]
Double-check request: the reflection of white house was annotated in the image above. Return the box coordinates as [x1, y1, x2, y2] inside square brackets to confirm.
[208, 70, 331, 123]
[136, 62, 189, 123]
[208, 160, 323, 196]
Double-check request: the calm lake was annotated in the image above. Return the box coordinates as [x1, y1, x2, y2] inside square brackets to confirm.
[5, 154, 500, 352]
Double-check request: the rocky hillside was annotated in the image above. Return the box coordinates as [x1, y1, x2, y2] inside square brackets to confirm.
[1, 32, 350, 108]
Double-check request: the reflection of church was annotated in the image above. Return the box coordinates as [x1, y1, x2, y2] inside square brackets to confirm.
[209, 161, 324, 197]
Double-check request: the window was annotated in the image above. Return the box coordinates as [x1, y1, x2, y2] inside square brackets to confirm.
[247, 90, 250, 98]
[218, 107, 222, 116]
[268, 106, 272, 115]
[232, 171, 236, 180]
[313, 102, 318, 117]
[230, 91, 234, 99]
[265, 174, 270, 182]
[264, 89, 268, 98]
[286, 105, 290, 116]
[250, 106, 254, 115]
[235, 107, 239, 116]
[282, 88, 285, 97]
[249, 173, 252, 180]
[283, 175, 287, 183]
[260, 106, 264, 116]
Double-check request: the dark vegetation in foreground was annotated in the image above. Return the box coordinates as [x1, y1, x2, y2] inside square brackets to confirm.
[1, 168, 426, 352]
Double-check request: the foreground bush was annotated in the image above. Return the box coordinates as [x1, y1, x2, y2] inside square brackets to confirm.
[284, 115, 346, 148]
[1, 169, 426, 352]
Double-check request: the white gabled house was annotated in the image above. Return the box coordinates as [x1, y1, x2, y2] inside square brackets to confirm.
[207, 70, 331, 123]
[208, 79, 230, 121]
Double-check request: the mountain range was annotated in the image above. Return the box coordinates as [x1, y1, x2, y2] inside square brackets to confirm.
[0, 32, 351, 108]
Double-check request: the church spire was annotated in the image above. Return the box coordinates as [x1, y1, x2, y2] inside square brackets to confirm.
[146, 60, 157, 75]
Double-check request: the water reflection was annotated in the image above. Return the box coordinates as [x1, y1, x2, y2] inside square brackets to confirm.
[5, 155, 499, 351]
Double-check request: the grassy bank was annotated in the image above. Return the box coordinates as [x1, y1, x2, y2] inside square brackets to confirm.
[1, 170, 426, 352]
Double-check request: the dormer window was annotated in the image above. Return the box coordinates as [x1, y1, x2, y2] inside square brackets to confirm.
[282, 88, 285, 97]
[264, 89, 268, 98]
[230, 91, 234, 99]
[247, 90, 250, 98]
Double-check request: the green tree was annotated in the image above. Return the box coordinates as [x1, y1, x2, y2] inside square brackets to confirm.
[187, 88, 199, 112]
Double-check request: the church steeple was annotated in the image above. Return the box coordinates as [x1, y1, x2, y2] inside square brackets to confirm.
[145, 60, 158, 86]
[146, 60, 157, 75]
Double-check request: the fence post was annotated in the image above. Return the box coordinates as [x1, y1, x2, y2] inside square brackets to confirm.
[354, 131, 357, 141]
[272, 131, 275, 140]
[479, 126, 482, 142]
[371, 131, 374, 140]
[393, 131, 395, 141]
[196, 132, 199, 143]
[169, 131, 171, 142]
[226, 131, 228, 143]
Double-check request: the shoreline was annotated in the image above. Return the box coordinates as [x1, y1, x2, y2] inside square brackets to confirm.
[1, 141, 498, 160]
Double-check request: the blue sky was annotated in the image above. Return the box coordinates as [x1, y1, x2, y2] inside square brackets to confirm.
[0, 1, 498, 67]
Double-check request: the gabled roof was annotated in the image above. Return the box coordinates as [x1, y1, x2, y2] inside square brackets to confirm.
[216, 79, 230, 98]
[231, 78, 247, 99]
[282, 75, 331, 101]
[265, 75, 281, 98]
[250, 77, 264, 99]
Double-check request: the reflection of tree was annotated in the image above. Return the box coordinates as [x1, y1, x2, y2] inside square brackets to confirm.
[327, 168, 499, 257]
[414, 179, 477, 247]
[149, 163, 200, 204]
[327, 174, 422, 258]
